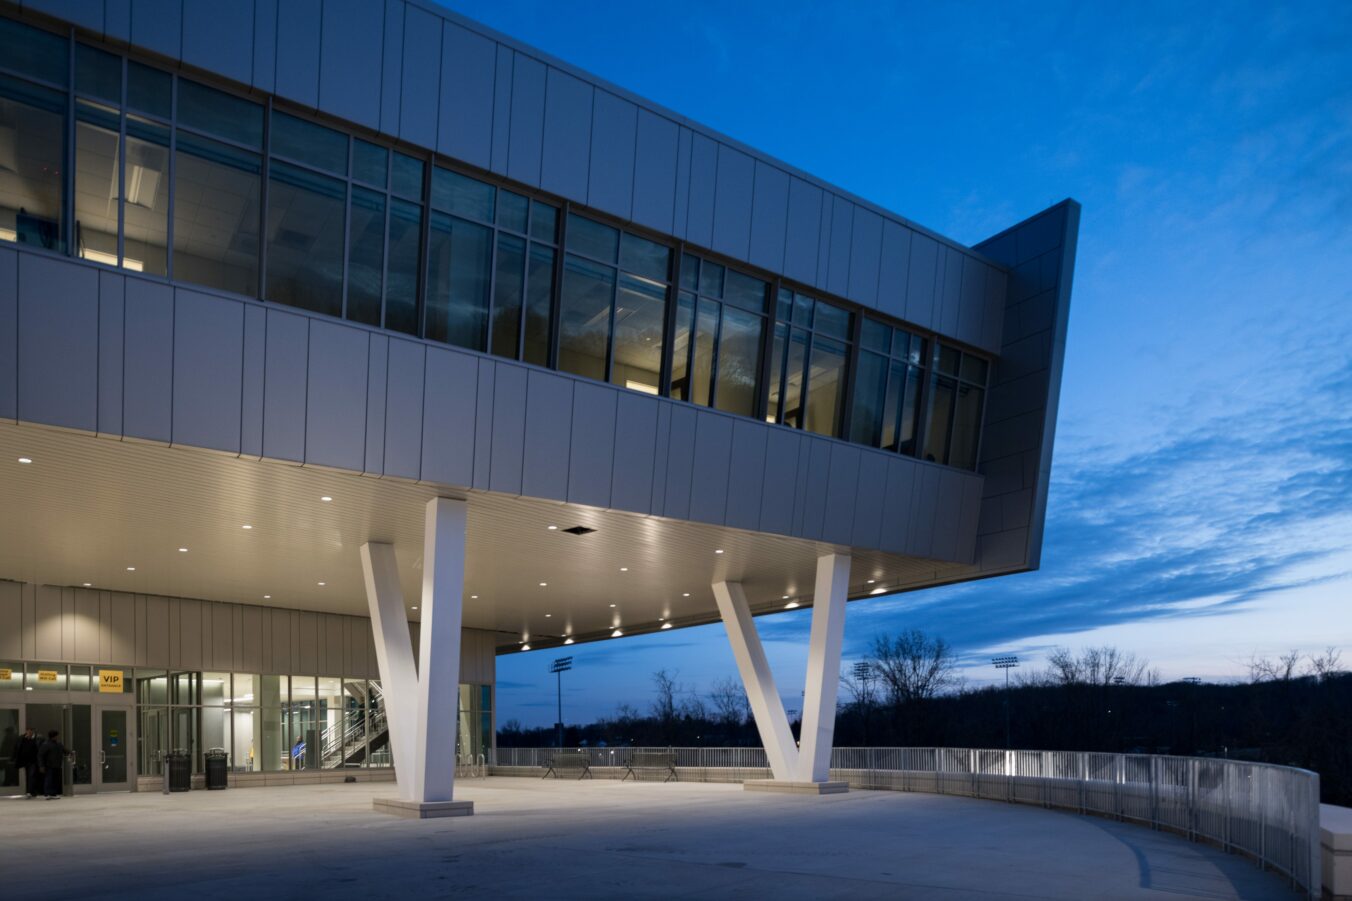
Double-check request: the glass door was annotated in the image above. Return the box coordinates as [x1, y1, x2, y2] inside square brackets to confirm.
[0, 706, 20, 794]
[98, 708, 131, 790]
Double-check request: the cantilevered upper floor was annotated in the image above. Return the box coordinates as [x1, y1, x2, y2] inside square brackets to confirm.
[0, 1, 1079, 649]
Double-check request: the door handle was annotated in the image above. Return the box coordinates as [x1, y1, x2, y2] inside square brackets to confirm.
[100, 750, 106, 766]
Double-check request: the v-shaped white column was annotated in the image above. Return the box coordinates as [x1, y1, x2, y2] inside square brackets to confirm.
[714, 552, 851, 785]
[360, 497, 466, 806]
[713, 580, 800, 781]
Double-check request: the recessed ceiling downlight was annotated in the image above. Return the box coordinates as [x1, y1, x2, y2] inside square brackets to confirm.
[17, 457, 32, 464]
[611, 629, 623, 638]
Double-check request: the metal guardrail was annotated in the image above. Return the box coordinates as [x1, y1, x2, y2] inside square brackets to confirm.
[491, 746, 1321, 897]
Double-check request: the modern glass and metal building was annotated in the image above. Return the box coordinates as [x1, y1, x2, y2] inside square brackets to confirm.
[0, 0, 1077, 810]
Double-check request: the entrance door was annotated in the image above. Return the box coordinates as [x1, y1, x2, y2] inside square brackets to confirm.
[25, 704, 93, 795]
[0, 706, 19, 794]
[97, 708, 131, 790]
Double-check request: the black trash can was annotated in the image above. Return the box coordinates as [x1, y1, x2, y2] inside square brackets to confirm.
[205, 748, 228, 790]
[168, 749, 192, 792]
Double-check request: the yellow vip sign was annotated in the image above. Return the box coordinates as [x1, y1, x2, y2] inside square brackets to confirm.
[99, 670, 125, 693]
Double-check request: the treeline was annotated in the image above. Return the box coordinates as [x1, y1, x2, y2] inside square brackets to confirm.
[497, 633, 1352, 805]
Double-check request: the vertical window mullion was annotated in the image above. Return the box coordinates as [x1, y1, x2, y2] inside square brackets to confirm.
[659, 245, 683, 396]
[340, 135, 352, 320]
[417, 156, 433, 339]
[116, 55, 127, 267]
[258, 98, 272, 301]
[379, 154, 392, 330]
[64, 27, 76, 256]
[708, 302, 724, 409]
[839, 308, 863, 440]
[166, 74, 177, 282]
[754, 279, 777, 421]
[548, 202, 569, 370]
[603, 262, 618, 383]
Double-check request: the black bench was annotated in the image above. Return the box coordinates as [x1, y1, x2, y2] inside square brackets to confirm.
[543, 751, 593, 780]
[622, 751, 678, 783]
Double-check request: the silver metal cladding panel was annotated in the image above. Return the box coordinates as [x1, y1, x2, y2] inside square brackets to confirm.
[847, 206, 883, 308]
[487, 361, 528, 496]
[17, 255, 98, 432]
[566, 380, 618, 509]
[687, 410, 733, 526]
[321, 0, 385, 130]
[397, 2, 441, 149]
[711, 145, 754, 261]
[173, 288, 245, 454]
[506, 53, 546, 188]
[381, 337, 425, 480]
[783, 177, 823, 287]
[877, 219, 912, 322]
[181, 1, 253, 87]
[123, 278, 174, 444]
[96, 270, 124, 436]
[748, 160, 789, 275]
[539, 66, 592, 200]
[588, 90, 638, 221]
[363, 333, 389, 474]
[439, 21, 497, 170]
[609, 389, 658, 514]
[261, 308, 309, 463]
[631, 109, 679, 235]
[305, 319, 368, 472]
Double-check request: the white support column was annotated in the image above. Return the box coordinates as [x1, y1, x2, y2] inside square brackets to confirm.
[413, 497, 467, 804]
[795, 553, 851, 782]
[359, 541, 419, 794]
[359, 498, 473, 819]
[712, 580, 799, 782]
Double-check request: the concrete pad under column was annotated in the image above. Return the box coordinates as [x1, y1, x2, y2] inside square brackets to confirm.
[372, 797, 475, 819]
[743, 780, 849, 795]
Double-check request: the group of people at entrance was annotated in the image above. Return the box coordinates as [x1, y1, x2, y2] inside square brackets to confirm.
[12, 728, 69, 799]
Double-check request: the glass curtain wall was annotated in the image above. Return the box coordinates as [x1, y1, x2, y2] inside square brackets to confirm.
[425, 166, 562, 358]
[923, 344, 989, 469]
[0, 13, 996, 474]
[558, 214, 671, 391]
[850, 318, 928, 456]
[671, 255, 768, 418]
[766, 288, 853, 437]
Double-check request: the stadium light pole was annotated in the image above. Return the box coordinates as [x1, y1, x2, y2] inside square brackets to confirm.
[550, 656, 573, 749]
[992, 656, 1019, 750]
[852, 661, 872, 746]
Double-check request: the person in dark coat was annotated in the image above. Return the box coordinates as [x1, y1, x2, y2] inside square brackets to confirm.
[37, 730, 66, 800]
[13, 727, 40, 797]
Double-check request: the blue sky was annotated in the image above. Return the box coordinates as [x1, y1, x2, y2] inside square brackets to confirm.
[438, 1, 1352, 727]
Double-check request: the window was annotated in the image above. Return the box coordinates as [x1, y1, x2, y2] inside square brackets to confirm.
[0, 75, 66, 251]
[424, 167, 553, 354]
[767, 288, 852, 436]
[491, 198, 557, 366]
[672, 255, 768, 417]
[558, 214, 671, 392]
[850, 318, 927, 456]
[923, 343, 989, 469]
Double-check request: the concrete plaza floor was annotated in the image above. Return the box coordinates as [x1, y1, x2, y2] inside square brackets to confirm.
[0, 777, 1295, 900]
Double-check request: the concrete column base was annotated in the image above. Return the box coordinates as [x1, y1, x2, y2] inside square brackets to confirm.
[743, 780, 848, 795]
[373, 797, 475, 819]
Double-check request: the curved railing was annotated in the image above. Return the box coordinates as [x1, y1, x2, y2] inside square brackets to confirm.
[492, 746, 1321, 897]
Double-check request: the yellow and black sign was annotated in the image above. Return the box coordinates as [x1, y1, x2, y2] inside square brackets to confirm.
[0, 667, 11, 681]
[37, 669, 58, 683]
[99, 669, 124, 693]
